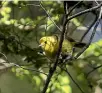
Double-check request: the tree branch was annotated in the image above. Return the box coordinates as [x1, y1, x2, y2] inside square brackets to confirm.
[66, 1, 83, 17]
[39, 2, 62, 32]
[67, 3, 102, 21]
[62, 66, 85, 93]
[86, 65, 102, 78]
[80, 13, 98, 42]
[74, 5, 102, 59]
[41, 6, 69, 93]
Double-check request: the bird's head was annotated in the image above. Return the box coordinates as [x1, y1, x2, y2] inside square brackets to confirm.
[39, 36, 51, 50]
[39, 36, 59, 57]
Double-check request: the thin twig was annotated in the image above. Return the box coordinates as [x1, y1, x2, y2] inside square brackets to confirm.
[39, 2, 62, 32]
[75, 21, 99, 59]
[0, 52, 10, 63]
[86, 65, 102, 78]
[14, 64, 48, 76]
[0, 51, 48, 76]
[95, 0, 99, 5]
[80, 13, 98, 42]
[66, 1, 83, 17]
[67, 3, 102, 21]
[62, 66, 85, 93]
[74, 5, 102, 59]
[27, 2, 62, 32]
[86, 6, 102, 78]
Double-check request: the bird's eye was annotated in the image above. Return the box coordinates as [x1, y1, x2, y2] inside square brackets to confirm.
[44, 41, 47, 44]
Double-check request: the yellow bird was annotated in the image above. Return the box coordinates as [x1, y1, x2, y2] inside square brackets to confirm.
[39, 35, 75, 59]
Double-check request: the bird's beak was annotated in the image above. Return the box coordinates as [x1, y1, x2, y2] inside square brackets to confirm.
[38, 44, 42, 48]
[39, 44, 42, 47]
[38, 43, 44, 48]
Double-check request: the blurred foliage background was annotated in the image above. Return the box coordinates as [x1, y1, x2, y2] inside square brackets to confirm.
[0, 1, 102, 93]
